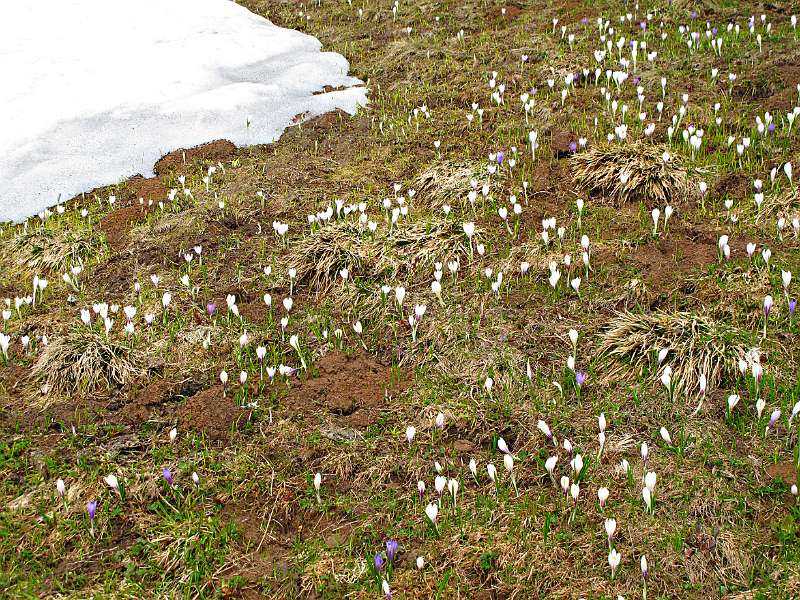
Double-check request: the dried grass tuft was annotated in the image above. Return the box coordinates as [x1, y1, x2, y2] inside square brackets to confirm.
[599, 310, 749, 394]
[571, 141, 691, 204]
[31, 329, 146, 398]
[763, 186, 800, 219]
[288, 218, 476, 295]
[6, 227, 101, 273]
[287, 220, 380, 294]
[414, 160, 499, 207]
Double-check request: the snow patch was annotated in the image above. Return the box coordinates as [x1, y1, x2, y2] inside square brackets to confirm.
[0, 0, 367, 222]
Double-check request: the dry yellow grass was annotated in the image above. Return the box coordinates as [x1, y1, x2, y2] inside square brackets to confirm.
[571, 141, 691, 204]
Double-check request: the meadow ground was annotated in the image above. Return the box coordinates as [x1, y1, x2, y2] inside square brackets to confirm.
[1, 0, 800, 598]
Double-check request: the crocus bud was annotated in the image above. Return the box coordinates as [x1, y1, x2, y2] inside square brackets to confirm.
[104, 474, 119, 493]
[424, 503, 438, 525]
[497, 437, 509, 454]
[645, 471, 657, 492]
[537, 420, 553, 442]
[659, 427, 672, 446]
[642, 486, 652, 511]
[768, 409, 781, 429]
[605, 517, 616, 542]
[386, 539, 399, 562]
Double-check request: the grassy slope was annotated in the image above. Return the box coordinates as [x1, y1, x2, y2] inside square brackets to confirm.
[1, 0, 800, 598]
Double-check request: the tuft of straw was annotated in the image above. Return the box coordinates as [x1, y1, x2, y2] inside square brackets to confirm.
[288, 218, 476, 295]
[763, 186, 799, 219]
[6, 228, 101, 273]
[599, 310, 749, 395]
[31, 330, 145, 399]
[571, 142, 691, 204]
[414, 160, 500, 207]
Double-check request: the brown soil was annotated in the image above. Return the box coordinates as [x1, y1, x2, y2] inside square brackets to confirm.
[712, 171, 749, 199]
[293, 108, 348, 129]
[551, 130, 577, 158]
[282, 351, 409, 428]
[765, 462, 798, 484]
[99, 204, 153, 251]
[86, 248, 172, 299]
[613, 233, 717, 293]
[114, 378, 203, 425]
[177, 385, 252, 442]
[219, 494, 354, 596]
[237, 298, 272, 324]
[734, 58, 800, 111]
[764, 61, 800, 113]
[487, 5, 522, 24]
[153, 139, 237, 175]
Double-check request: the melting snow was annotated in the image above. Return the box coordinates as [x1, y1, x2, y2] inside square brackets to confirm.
[0, 0, 367, 222]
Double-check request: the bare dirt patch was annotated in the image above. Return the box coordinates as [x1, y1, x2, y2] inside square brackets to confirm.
[487, 5, 522, 25]
[113, 378, 203, 425]
[178, 385, 252, 442]
[153, 139, 237, 175]
[551, 130, 577, 158]
[282, 351, 408, 428]
[237, 298, 272, 324]
[99, 203, 155, 251]
[611, 233, 717, 293]
[765, 462, 798, 484]
[767, 61, 800, 112]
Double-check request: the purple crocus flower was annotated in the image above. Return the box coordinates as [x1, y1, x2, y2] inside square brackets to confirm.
[374, 552, 385, 571]
[386, 539, 399, 562]
[162, 467, 174, 486]
[768, 409, 781, 429]
[569, 142, 577, 153]
[712, 27, 718, 35]
[87, 499, 98, 535]
[580, 17, 589, 25]
[496, 151, 505, 164]
[575, 372, 588, 387]
[207, 303, 216, 316]
[640, 21, 646, 30]
[768, 123, 775, 133]
[691, 11, 698, 19]
[87, 499, 97, 520]
[789, 299, 797, 316]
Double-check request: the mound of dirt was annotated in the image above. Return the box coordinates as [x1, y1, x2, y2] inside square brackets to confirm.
[177, 385, 252, 442]
[114, 378, 202, 425]
[283, 351, 408, 428]
[153, 139, 237, 175]
[603, 232, 717, 296]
